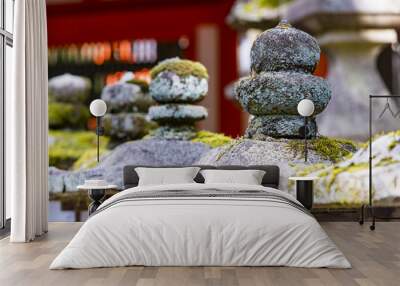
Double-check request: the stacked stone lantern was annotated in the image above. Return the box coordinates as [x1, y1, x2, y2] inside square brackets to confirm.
[148, 58, 208, 140]
[235, 20, 331, 139]
[101, 78, 156, 142]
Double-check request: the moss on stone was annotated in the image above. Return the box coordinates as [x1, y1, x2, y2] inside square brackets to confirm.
[150, 58, 209, 79]
[216, 137, 245, 161]
[387, 130, 400, 151]
[376, 157, 399, 167]
[244, 0, 292, 10]
[49, 130, 109, 170]
[49, 148, 83, 170]
[72, 148, 109, 170]
[296, 163, 328, 177]
[388, 140, 398, 151]
[326, 162, 369, 191]
[49, 102, 90, 129]
[191, 131, 233, 148]
[146, 125, 197, 141]
[287, 136, 359, 162]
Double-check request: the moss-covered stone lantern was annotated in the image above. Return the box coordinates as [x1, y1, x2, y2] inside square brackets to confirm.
[235, 20, 331, 139]
[148, 58, 209, 140]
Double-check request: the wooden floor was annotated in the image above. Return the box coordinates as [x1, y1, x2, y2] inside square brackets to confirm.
[0, 222, 399, 286]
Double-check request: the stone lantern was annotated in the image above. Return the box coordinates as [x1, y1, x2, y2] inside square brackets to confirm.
[148, 58, 209, 140]
[101, 79, 156, 142]
[235, 20, 331, 139]
[286, 0, 400, 139]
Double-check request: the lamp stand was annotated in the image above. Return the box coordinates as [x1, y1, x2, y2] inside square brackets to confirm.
[304, 116, 308, 162]
[95, 117, 104, 163]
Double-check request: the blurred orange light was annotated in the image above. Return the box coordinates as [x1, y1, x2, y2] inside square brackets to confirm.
[120, 40, 132, 62]
[135, 69, 151, 83]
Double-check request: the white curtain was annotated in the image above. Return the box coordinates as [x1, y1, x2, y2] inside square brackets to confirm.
[8, 0, 49, 242]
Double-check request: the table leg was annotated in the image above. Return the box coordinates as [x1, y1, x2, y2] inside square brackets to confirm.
[296, 180, 313, 210]
[88, 189, 106, 215]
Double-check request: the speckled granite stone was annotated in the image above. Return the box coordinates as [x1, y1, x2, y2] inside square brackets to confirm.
[49, 139, 211, 192]
[250, 21, 320, 74]
[103, 113, 156, 141]
[100, 80, 156, 141]
[149, 105, 208, 125]
[235, 20, 331, 139]
[101, 82, 155, 113]
[148, 126, 197, 141]
[236, 71, 331, 115]
[150, 71, 208, 103]
[246, 115, 317, 139]
[196, 138, 332, 192]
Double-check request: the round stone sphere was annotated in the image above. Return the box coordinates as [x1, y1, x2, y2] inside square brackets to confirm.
[150, 71, 208, 103]
[250, 21, 320, 73]
[148, 104, 208, 125]
[235, 71, 331, 116]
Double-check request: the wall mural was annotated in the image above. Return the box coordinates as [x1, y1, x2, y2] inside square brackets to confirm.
[47, 1, 400, 221]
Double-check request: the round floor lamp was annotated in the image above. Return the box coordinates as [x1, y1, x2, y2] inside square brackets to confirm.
[297, 99, 315, 162]
[89, 99, 107, 162]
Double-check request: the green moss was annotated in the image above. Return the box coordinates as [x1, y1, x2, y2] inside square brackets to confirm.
[390, 129, 400, 136]
[72, 148, 109, 170]
[376, 157, 399, 167]
[243, 0, 292, 12]
[287, 136, 359, 162]
[388, 141, 398, 151]
[296, 163, 328, 177]
[126, 78, 149, 93]
[49, 130, 109, 170]
[191, 131, 233, 148]
[49, 148, 82, 170]
[326, 162, 369, 191]
[255, 0, 292, 8]
[318, 170, 330, 178]
[216, 137, 245, 161]
[150, 58, 208, 79]
[49, 102, 90, 129]
[360, 130, 400, 151]
[387, 131, 400, 151]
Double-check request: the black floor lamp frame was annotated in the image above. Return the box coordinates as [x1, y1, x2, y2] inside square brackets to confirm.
[95, 117, 105, 163]
[359, 95, 400, 230]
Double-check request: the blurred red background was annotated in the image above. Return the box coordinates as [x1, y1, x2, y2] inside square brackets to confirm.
[46, 0, 327, 137]
[47, 0, 241, 137]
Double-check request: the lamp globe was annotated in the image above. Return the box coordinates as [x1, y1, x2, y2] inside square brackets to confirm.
[90, 99, 107, 117]
[297, 99, 315, 117]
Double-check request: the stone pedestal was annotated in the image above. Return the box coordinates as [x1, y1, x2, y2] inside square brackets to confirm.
[317, 30, 398, 139]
